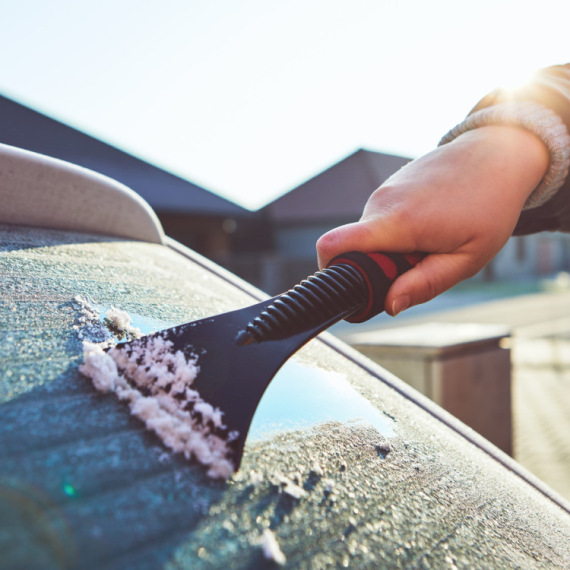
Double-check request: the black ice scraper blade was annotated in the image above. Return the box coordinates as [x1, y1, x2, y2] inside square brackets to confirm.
[109, 251, 423, 471]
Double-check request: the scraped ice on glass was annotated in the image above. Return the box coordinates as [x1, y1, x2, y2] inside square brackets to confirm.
[72, 295, 112, 343]
[262, 529, 286, 566]
[104, 306, 142, 338]
[76, 296, 236, 480]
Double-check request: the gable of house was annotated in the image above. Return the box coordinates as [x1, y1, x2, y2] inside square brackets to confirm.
[260, 148, 410, 262]
[264, 148, 410, 225]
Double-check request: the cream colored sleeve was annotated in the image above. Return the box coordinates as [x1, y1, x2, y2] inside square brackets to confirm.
[439, 101, 570, 210]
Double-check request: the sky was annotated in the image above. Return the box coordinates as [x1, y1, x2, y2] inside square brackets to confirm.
[0, 0, 568, 210]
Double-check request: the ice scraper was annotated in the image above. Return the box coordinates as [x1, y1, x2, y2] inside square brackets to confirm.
[108, 251, 423, 471]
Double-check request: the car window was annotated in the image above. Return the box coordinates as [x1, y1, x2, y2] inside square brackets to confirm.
[2, 223, 570, 570]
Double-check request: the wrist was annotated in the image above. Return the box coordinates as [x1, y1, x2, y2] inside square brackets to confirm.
[440, 101, 570, 209]
[450, 125, 550, 208]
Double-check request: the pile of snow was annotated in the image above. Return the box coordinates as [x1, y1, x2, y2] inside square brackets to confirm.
[76, 297, 236, 480]
[104, 306, 142, 338]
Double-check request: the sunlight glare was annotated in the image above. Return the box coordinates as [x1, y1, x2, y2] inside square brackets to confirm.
[495, 65, 536, 92]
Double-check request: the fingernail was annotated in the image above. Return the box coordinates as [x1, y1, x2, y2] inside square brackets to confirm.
[391, 295, 410, 317]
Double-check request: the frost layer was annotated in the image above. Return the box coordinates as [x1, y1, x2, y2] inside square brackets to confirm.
[72, 295, 111, 343]
[77, 300, 235, 480]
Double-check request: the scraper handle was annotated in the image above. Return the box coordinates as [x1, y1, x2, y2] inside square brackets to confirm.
[328, 251, 424, 323]
[244, 251, 425, 343]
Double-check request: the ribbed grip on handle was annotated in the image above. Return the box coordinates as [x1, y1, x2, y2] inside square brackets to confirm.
[241, 251, 424, 343]
[328, 251, 424, 323]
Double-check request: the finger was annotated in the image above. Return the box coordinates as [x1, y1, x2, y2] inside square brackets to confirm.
[316, 217, 416, 270]
[384, 252, 480, 316]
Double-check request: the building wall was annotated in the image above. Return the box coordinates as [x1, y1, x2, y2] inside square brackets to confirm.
[274, 223, 342, 259]
[471, 233, 570, 282]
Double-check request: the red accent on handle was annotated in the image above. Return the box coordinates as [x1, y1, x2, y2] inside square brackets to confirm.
[327, 251, 424, 323]
[403, 252, 424, 266]
[367, 253, 398, 280]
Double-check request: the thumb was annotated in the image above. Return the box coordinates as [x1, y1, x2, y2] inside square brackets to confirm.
[384, 252, 478, 316]
[316, 218, 416, 270]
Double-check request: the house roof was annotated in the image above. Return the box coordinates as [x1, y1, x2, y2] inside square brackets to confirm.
[264, 148, 411, 223]
[0, 94, 249, 218]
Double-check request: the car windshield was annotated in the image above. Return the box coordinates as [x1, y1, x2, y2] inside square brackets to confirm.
[2, 223, 570, 570]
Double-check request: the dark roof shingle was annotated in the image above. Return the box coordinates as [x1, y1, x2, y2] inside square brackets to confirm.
[264, 149, 410, 223]
[0, 94, 249, 217]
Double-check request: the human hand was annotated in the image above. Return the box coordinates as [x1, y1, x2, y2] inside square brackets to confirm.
[316, 125, 549, 316]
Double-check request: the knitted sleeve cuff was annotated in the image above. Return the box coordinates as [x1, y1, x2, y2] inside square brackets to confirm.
[439, 101, 570, 210]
